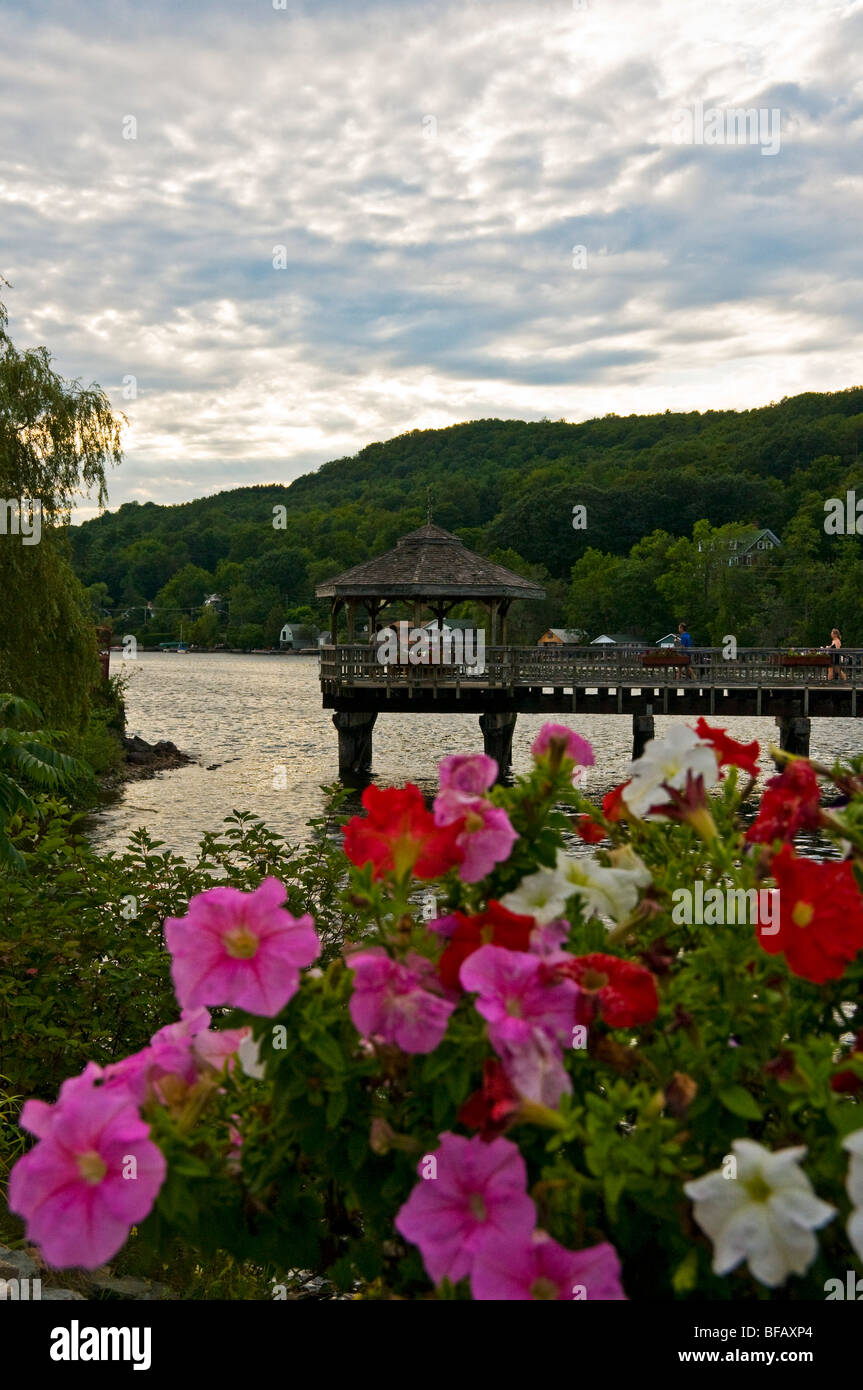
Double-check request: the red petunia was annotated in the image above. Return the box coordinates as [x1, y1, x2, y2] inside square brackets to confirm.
[694, 717, 760, 779]
[575, 814, 605, 844]
[602, 782, 631, 823]
[437, 901, 535, 991]
[343, 783, 463, 881]
[551, 952, 659, 1028]
[746, 760, 822, 846]
[458, 1058, 521, 1140]
[760, 844, 863, 983]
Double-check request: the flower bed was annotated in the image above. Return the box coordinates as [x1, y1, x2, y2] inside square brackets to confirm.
[641, 650, 691, 667]
[7, 721, 863, 1300]
[780, 654, 831, 667]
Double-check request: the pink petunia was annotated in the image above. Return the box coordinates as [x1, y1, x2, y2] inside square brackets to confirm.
[438, 753, 498, 796]
[528, 919, 570, 959]
[471, 1231, 626, 1300]
[347, 947, 456, 1053]
[395, 1131, 536, 1285]
[427, 913, 461, 939]
[164, 877, 320, 1016]
[459, 945, 578, 1055]
[453, 802, 519, 882]
[103, 1009, 249, 1107]
[497, 1033, 572, 1108]
[434, 787, 518, 883]
[8, 1067, 166, 1269]
[531, 724, 595, 768]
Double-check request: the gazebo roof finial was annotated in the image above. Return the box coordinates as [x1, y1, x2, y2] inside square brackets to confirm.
[426, 485, 432, 525]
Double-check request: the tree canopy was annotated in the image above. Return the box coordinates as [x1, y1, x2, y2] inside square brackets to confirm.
[0, 291, 123, 725]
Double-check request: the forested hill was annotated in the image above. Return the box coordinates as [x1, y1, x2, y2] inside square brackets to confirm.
[69, 387, 863, 649]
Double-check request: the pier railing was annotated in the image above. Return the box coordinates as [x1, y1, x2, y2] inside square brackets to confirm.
[319, 644, 863, 691]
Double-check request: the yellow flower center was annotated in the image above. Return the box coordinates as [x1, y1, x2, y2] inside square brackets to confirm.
[792, 900, 815, 929]
[530, 1276, 559, 1300]
[469, 1193, 488, 1222]
[581, 969, 609, 991]
[224, 923, 260, 959]
[744, 1172, 771, 1203]
[77, 1150, 107, 1185]
[464, 810, 485, 833]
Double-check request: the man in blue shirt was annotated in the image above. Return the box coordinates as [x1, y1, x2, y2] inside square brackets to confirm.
[677, 623, 695, 679]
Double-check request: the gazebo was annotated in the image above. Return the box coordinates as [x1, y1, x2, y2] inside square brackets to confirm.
[315, 523, 545, 776]
[315, 522, 545, 646]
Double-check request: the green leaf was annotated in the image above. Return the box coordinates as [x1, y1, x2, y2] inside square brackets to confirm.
[308, 1032, 345, 1072]
[718, 1085, 763, 1121]
[326, 1088, 348, 1127]
[672, 1248, 699, 1293]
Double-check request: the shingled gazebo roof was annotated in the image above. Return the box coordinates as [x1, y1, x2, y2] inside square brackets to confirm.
[315, 524, 546, 601]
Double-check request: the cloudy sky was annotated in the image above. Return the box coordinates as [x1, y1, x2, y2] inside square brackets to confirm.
[1, 0, 862, 516]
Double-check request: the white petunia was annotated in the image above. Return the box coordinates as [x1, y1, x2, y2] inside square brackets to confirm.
[842, 1129, 863, 1260]
[684, 1139, 835, 1288]
[501, 848, 648, 927]
[238, 1033, 267, 1080]
[555, 849, 646, 924]
[500, 865, 570, 924]
[623, 724, 719, 820]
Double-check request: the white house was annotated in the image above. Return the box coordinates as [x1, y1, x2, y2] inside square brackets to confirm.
[280, 623, 318, 650]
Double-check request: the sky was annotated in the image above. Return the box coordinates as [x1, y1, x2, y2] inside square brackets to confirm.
[1, 0, 862, 517]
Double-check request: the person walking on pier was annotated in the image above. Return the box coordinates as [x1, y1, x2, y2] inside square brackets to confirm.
[826, 627, 848, 681]
[676, 623, 696, 679]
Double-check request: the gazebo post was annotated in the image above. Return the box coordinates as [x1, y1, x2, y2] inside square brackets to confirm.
[333, 710, 377, 779]
[480, 709, 517, 779]
[500, 599, 511, 646]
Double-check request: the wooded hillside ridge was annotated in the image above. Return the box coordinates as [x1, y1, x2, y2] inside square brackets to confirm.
[69, 388, 863, 649]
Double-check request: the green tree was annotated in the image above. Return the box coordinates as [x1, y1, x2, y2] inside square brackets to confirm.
[186, 606, 223, 648]
[0, 291, 123, 727]
[154, 563, 214, 617]
[566, 548, 627, 637]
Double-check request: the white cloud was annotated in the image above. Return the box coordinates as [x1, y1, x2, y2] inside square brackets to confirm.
[1, 0, 861, 509]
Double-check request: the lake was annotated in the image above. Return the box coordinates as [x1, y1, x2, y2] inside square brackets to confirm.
[89, 651, 863, 859]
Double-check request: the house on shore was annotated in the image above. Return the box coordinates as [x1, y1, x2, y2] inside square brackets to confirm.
[279, 622, 319, 650]
[537, 628, 587, 646]
[590, 633, 643, 646]
[697, 527, 782, 568]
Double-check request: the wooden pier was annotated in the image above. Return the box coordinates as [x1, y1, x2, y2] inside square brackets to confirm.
[319, 643, 863, 776]
[315, 522, 862, 777]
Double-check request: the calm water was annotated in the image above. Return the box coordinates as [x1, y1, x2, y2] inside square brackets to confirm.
[89, 652, 863, 859]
